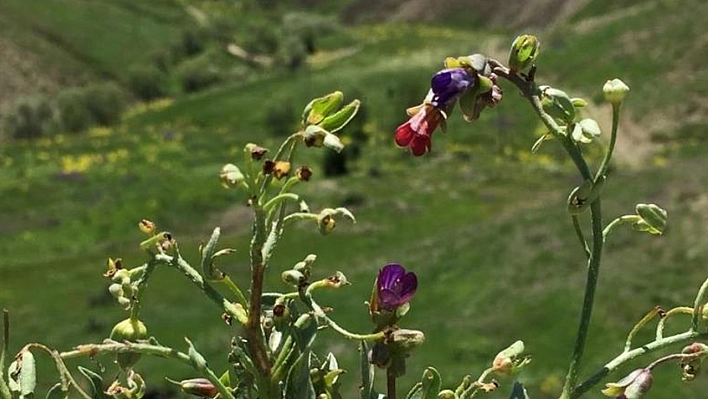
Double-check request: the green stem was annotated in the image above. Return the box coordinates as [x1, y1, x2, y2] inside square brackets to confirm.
[624, 307, 663, 352]
[25, 343, 91, 399]
[572, 331, 708, 399]
[306, 295, 385, 341]
[60, 341, 235, 399]
[572, 215, 590, 259]
[595, 103, 621, 181]
[656, 307, 692, 340]
[692, 275, 708, 332]
[154, 254, 247, 323]
[602, 215, 640, 241]
[129, 261, 158, 322]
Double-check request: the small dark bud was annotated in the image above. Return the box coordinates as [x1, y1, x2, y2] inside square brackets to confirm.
[296, 165, 313, 181]
[245, 143, 268, 160]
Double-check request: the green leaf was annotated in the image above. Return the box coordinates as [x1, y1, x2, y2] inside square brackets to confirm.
[359, 342, 375, 399]
[318, 100, 360, 133]
[44, 383, 67, 399]
[19, 351, 35, 399]
[200, 227, 222, 281]
[284, 350, 316, 399]
[77, 367, 110, 399]
[458, 89, 478, 122]
[305, 92, 344, 125]
[219, 370, 230, 387]
[508, 382, 530, 399]
[420, 367, 442, 399]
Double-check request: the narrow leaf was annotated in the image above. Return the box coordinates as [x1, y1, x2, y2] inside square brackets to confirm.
[77, 367, 110, 399]
[44, 383, 67, 399]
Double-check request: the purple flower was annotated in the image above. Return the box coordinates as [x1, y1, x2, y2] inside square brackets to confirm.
[377, 263, 417, 310]
[431, 68, 476, 108]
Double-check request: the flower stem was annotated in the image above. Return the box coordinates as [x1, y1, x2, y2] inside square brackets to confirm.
[691, 275, 708, 331]
[571, 331, 708, 398]
[129, 260, 157, 322]
[602, 215, 640, 240]
[656, 307, 692, 340]
[624, 307, 663, 352]
[595, 103, 621, 181]
[572, 215, 590, 259]
[387, 366, 397, 399]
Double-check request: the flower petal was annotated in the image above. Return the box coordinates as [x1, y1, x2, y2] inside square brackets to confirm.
[378, 264, 405, 290]
[395, 123, 414, 147]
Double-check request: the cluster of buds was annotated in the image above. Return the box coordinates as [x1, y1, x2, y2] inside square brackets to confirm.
[301, 91, 360, 153]
[105, 258, 142, 310]
[281, 254, 317, 288]
[395, 53, 503, 156]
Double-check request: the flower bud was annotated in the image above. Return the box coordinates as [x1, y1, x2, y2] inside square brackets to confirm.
[540, 86, 575, 123]
[602, 369, 652, 399]
[282, 270, 306, 287]
[104, 258, 123, 278]
[110, 318, 148, 369]
[245, 143, 268, 160]
[295, 165, 312, 181]
[388, 329, 426, 352]
[318, 214, 336, 235]
[508, 35, 539, 74]
[177, 378, 218, 398]
[324, 271, 350, 288]
[603, 78, 630, 105]
[138, 219, 156, 236]
[220, 164, 244, 188]
[633, 203, 667, 235]
[492, 340, 531, 376]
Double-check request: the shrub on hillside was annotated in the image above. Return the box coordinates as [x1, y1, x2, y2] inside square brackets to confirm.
[57, 88, 94, 133]
[176, 58, 223, 93]
[84, 83, 127, 126]
[2, 96, 56, 140]
[128, 66, 169, 101]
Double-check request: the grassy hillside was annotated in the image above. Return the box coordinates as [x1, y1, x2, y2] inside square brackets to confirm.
[2, 0, 708, 398]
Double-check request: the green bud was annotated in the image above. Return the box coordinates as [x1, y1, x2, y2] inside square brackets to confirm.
[304, 91, 344, 125]
[220, 164, 244, 189]
[318, 99, 360, 133]
[508, 35, 539, 73]
[282, 270, 306, 286]
[633, 203, 667, 235]
[438, 390, 457, 399]
[540, 86, 575, 124]
[110, 318, 148, 369]
[571, 98, 588, 108]
[492, 340, 531, 375]
[603, 78, 630, 105]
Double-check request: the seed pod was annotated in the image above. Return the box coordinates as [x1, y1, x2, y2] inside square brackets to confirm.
[109, 318, 148, 370]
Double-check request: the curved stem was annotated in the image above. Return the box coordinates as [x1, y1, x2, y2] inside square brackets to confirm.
[602, 215, 640, 241]
[129, 261, 157, 322]
[25, 343, 91, 399]
[656, 307, 692, 340]
[571, 331, 708, 398]
[572, 215, 590, 259]
[306, 295, 384, 341]
[595, 103, 621, 181]
[691, 275, 708, 331]
[624, 307, 663, 352]
[646, 352, 698, 370]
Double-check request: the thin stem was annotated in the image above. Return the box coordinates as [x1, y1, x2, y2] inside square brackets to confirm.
[595, 103, 621, 181]
[656, 307, 692, 340]
[602, 215, 640, 241]
[61, 341, 235, 399]
[129, 261, 157, 322]
[572, 215, 591, 259]
[153, 254, 247, 323]
[222, 276, 249, 308]
[646, 353, 698, 371]
[387, 367, 397, 399]
[306, 294, 385, 341]
[691, 275, 708, 331]
[624, 307, 663, 352]
[23, 343, 90, 399]
[572, 331, 708, 398]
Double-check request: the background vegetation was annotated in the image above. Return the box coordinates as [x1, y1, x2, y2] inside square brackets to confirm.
[1, 0, 708, 398]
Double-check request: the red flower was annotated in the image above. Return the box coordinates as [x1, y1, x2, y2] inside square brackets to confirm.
[394, 104, 444, 156]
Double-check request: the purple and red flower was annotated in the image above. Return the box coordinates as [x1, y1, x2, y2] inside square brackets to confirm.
[395, 68, 476, 156]
[376, 263, 418, 310]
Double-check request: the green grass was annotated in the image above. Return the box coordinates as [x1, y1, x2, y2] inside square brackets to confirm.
[2, 3, 708, 399]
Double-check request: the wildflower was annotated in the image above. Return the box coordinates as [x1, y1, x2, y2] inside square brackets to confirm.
[394, 104, 444, 156]
[430, 68, 477, 108]
[376, 263, 418, 310]
[602, 369, 653, 399]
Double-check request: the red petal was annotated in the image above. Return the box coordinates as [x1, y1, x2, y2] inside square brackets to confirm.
[410, 134, 430, 156]
[395, 122, 414, 146]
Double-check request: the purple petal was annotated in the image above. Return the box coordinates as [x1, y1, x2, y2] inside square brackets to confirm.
[378, 289, 402, 309]
[430, 68, 476, 108]
[378, 263, 405, 290]
[397, 272, 418, 302]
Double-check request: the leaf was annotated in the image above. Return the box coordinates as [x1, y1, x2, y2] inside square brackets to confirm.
[284, 350, 316, 399]
[44, 383, 67, 399]
[359, 341, 375, 399]
[219, 370, 230, 387]
[19, 350, 36, 399]
[319, 100, 360, 133]
[508, 382, 530, 399]
[77, 367, 110, 399]
[305, 92, 344, 125]
[420, 367, 442, 399]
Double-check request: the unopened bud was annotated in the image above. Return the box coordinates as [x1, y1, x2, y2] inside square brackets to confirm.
[110, 319, 148, 369]
[389, 329, 426, 352]
[324, 271, 350, 288]
[603, 78, 630, 105]
[633, 203, 667, 235]
[177, 378, 218, 398]
[508, 35, 539, 74]
[220, 164, 245, 188]
[540, 86, 575, 124]
[245, 143, 268, 160]
[138, 219, 156, 235]
[492, 340, 531, 375]
[282, 270, 306, 287]
[602, 369, 652, 399]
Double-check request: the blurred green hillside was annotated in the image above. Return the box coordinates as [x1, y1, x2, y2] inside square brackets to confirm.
[1, 0, 708, 398]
